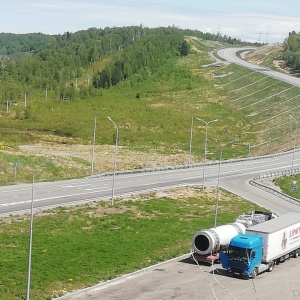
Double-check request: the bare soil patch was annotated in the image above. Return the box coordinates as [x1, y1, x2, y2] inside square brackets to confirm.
[245, 45, 299, 76]
[17, 141, 189, 174]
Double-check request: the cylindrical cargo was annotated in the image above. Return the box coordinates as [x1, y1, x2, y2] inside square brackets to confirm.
[192, 222, 246, 255]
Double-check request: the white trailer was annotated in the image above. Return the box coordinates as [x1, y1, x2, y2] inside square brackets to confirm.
[220, 212, 300, 278]
[246, 212, 300, 263]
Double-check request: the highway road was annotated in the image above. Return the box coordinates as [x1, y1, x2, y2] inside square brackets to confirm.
[2, 47, 300, 299]
[1, 151, 300, 216]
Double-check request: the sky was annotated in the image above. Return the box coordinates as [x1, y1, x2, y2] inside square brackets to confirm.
[1, 0, 300, 44]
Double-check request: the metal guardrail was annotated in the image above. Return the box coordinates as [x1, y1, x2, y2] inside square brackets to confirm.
[87, 148, 300, 179]
[87, 149, 300, 207]
[249, 169, 300, 207]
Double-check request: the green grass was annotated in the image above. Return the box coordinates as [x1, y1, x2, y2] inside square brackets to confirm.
[0, 152, 90, 185]
[274, 174, 300, 198]
[0, 42, 260, 154]
[0, 188, 263, 300]
[259, 48, 284, 71]
[0, 40, 298, 185]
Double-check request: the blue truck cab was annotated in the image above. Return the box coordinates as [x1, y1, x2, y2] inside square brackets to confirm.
[219, 233, 263, 278]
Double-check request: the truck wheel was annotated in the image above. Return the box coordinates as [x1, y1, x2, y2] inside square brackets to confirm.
[267, 261, 275, 272]
[252, 268, 258, 279]
[294, 249, 299, 258]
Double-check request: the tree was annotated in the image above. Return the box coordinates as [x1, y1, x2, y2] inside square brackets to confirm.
[180, 40, 190, 56]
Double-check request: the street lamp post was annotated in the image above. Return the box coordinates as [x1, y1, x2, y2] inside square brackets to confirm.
[188, 117, 194, 165]
[107, 116, 119, 205]
[196, 118, 218, 189]
[26, 157, 55, 300]
[90, 116, 97, 176]
[13, 162, 20, 184]
[214, 139, 237, 228]
[26, 174, 35, 300]
[289, 115, 298, 175]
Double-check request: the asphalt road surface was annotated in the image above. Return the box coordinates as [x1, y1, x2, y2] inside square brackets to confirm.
[1, 151, 300, 216]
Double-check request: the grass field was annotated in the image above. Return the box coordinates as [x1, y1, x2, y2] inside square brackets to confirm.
[0, 187, 263, 300]
[2, 41, 295, 186]
[274, 174, 300, 198]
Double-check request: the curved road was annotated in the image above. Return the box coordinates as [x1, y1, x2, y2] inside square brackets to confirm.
[217, 47, 300, 87]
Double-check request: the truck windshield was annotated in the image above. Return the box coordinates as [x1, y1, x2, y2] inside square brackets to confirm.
[228, 246, 251, 260]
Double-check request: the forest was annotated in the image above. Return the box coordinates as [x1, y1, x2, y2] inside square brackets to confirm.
[0, 26, 259, 104]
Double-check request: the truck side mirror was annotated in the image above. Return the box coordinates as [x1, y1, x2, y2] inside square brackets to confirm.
[251, 252, 255, 259]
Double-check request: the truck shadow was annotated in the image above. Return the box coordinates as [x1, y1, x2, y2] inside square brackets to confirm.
[179, 257, 236, 278]
[208, 268, 231, 277]
[179, 256, 224, 268]
[179, 257, 199, 265]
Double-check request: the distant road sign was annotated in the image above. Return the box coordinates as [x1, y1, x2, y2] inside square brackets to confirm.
[292, 185, 297, 191]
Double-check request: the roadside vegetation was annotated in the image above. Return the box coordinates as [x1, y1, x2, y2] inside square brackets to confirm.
[282, 31, 300, 73]
[274, 174, 300, 198]
[0, 187, 263, 300]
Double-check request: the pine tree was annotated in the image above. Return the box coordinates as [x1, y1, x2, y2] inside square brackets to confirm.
[180, 40, 189, 56]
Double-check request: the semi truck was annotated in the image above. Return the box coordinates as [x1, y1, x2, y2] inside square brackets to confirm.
[219, 212, 300, 278]
[191, 210, 276, 263]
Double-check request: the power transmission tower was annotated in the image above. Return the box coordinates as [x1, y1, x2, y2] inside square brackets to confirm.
[256, 31, 271, 44]
[257, 31, 262, 43]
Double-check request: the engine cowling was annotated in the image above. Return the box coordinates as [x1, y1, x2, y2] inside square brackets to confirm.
[192, 222, 245, 255]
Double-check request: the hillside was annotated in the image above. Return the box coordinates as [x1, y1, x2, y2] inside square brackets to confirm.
[0, 26, 297, 185]
[0, 27, 254, 101]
